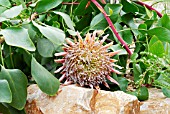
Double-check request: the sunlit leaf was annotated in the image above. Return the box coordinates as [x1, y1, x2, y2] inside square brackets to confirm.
[0, 27, 36, 51]
[0, 5, 23, 18]
[31, 57, 60, 96]
[148, 27, 170, 43]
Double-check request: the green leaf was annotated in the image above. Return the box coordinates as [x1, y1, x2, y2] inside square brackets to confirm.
[90, 13, 107, 30]
[0, 103, 10, 114]
[144, 6, 153, 19]
[0, 80, 12, 103]
[159, 14, 170, 30]
[130, 53, 138, 61]
[110, 44, 127, 55]
[162, 88, 170, 98]
[0, 7, 7, 15]
[32, 21, 65, 49]
[138, 23, 147, 34]
[149, 36, 159, 47]
[117, 77, 129, 92]
[133, 64, 142, 82]
[0, 66, 28, 110]
[137, 86, 149, 101]
[104, 4, 122, 23]
[1, 103, 26, 114]
[0, 27, 36, 51]
[121, 0, 138, 13]
[35, 0, 63, 13]
[53, 11, 75, 30]
[122, 29, 133, 44]
[37, 38, 55, 57]
[148, 27, 170, 43]
[0, 5, 23, 18]
[0, 0, 11, 7]
[90, 4, 122, 30]
[74, 0, 88, 15]
[149, 36, 165, 57]
[31, 57, 60, 96]
[122, 13, 139, 35]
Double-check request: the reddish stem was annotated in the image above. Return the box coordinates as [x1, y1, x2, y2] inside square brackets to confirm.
[91, 0, 132, 56]
[135, 1, 162, 18]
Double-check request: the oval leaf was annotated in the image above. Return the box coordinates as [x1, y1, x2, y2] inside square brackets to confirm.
[148, 27, 170, 43]
[31, 57, 60, 96]
[0, 5, 23, 18]
[149, 40, 165, 57]
[90, 13, 107, 30]
[0, 80, 12, 103]
[32, 21, 65, 48]
[53, 11, 75, 30]
[35, 0, 63, 13]
[137, 86, 149, 101]
[0, 27, 35, 51]
[0, 66, 28, 110]
[37, 38, 55, 57]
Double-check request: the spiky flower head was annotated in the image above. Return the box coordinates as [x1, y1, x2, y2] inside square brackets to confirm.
[54, 31, 121, 89]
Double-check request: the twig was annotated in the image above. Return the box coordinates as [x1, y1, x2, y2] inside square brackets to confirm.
[134, 1, 162, 18]
[91, 0, 132, 56]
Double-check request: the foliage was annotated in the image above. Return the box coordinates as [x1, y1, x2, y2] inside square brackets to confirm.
[0, 0, 170, 112]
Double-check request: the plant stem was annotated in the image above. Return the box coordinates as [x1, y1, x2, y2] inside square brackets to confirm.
[134, 1, 162, 18]
[91, 0, 132, 56]
[0, 44, 4, 66]
[9, 46, 14, 68]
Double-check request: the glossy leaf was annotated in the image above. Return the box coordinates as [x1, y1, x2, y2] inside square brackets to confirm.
[148, 27, 170, 43]
[0, 5, 23, 18]
[137, 86, 149, 101]
[35, 0, 63, 13]
[0, 27, 36, 51]
[0, 66, 28, 110]
[32, 21, 65, 49]
[37, 38, 55, 57]
[31, 57, 60, 96]
[53, 11, 75, 30]
[159, 14, 170, 30]
[149, 36, 165, 57]
[0, 80, 12, 103]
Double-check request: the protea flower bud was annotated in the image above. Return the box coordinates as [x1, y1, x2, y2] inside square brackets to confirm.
[54, 31, 121, 89]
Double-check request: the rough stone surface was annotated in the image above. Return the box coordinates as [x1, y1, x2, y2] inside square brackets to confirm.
[140, 88, 170, 114]
[25, 84, 139, 114]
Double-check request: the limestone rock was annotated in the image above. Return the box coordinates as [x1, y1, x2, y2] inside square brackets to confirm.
[140, 88, 170, 114]
[25, 84, 139, 114]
